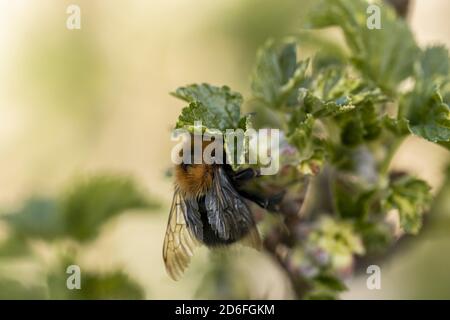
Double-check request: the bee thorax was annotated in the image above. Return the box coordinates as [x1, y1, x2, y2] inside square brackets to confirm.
[174, 164, 214, 198]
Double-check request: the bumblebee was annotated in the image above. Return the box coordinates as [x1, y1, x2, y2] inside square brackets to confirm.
[163, 142, 282, 280]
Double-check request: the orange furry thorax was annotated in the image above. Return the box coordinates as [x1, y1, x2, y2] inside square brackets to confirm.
[175, 164, 214, 198]
[174, 137, 223, 197]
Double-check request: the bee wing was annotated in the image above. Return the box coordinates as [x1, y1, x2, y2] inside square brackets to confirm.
[239, 227, 262, 251]
[205, 166, 257, 242]
[163, 188, 201, 280]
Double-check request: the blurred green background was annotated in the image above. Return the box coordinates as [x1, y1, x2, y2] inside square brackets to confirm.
[0, 0, 449, 299]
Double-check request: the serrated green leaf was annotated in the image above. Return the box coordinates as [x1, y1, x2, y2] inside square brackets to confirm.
[295, 65, 385, 124]
[298, 88, 355, 118]
[173, 84, 243, 131]
[310, 66, 385, 104]
[338, 102, 382, 146]
[288, 114, 316, 157]
[176, 102, 221, 130]
[383, 116, 411, 136]
[287, 114, 326, 175]
[386, 176, 431, 234]
[404, 45, 450, 146]
[409, 89, 450, 144]
[251, 40, 309, 109]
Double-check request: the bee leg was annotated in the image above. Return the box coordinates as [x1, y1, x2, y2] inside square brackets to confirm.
[238, 189, 285, 212]
[233, 168, 260, 183]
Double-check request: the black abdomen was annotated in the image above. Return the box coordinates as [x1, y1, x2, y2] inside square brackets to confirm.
[197, 196, 244, 247]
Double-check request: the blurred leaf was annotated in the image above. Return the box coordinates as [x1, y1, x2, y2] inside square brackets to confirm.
[386, 176, 432, 234]
[408, 88, 450, 145]
[305, 273, 347, 300]
[338, 103, 383, 147]
[288, 113, 315, 151]
[419, 46, 449, 80]
[383, 116, 411, 136]
[195, 252, 250, 299]
[288, 114, 327, 175]
[314, 273, 347, 291]
[297, 88, 355, 119]
[404, 46, 450, 145]
[309, 65, 386, 107]
[308, 0, 419, 93]
[48, 269, 144, 300]
[0, 234, 31, 258]
[2, 175, 157, 244]
[356, 221, 394, 254]
[251, 40, 309, 109]
[173, 84, 243, 131]
[333, 179, 376, 220]
[61, 174, 158, 242]
[0, 279, 47, 299]
[340, 117, 364, 147]
[1, 198, 63, 240]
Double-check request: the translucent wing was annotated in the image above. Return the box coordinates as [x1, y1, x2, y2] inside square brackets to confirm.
[205, 166, 257, 242]
[163, 188, 200, 280]
[240, 227, 262, 251]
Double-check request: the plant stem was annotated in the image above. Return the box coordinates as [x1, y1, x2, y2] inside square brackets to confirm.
[379, 136, 406, 178]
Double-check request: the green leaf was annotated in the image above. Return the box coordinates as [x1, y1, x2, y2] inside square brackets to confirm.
[419, 46, 449, 80]
[383, 116, 411, 136]
[298, 88, 355, 118]
[340, 117, 364, 147]
[356, 221, 394, 254]
[48, 269, 145, 299]
[287, 114, 327, 175]
[314, 273, 347, 292]
[61, 174, 157, 242]
[360, 103, 382, 140]
[292, 65, 385, 148]
[0, 234, 31, 258]
[251, 40, 309, 109]
[172, 83, 243, 131]
[334, 179, 376, 220]
[409, 89, 450, 144]
[176, 102, 221, 130]
[308, 0, 419, 93]
[309, 66, 386, 106]
[288, 113, 315, 152]
[2, 198, 64, 240]
[338, 102, 382, 147]
[386, 176, 431, 234]
[0, 278, 47, 299]
[404, 45, 450, 145]
[238, 113, 253, 131]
